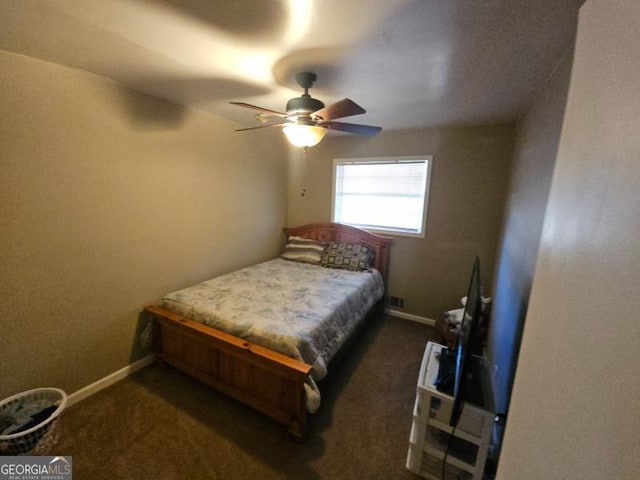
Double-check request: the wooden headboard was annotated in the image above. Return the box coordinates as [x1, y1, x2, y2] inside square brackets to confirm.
[284, 222, 393, 285]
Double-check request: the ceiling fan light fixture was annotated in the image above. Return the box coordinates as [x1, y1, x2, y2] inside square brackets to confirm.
[283, 123, 327, 147]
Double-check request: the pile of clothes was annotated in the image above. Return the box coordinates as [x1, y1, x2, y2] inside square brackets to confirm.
[0, 396, 58, 454]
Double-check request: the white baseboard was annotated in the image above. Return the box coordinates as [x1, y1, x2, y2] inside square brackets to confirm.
[385, 308, 436, 326]
[67, 354, 155, 407]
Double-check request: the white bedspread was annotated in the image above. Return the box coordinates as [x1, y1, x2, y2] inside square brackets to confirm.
[160, 258, 384, 381]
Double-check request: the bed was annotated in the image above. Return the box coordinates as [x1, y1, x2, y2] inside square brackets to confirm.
[144, 222, 392, 440]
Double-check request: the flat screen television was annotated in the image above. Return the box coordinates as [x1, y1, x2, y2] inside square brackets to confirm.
[450, 256, 484, 426]
[435, 256, 484, 427]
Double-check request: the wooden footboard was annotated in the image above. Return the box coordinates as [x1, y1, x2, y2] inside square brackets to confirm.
[144, 304, 313, 440]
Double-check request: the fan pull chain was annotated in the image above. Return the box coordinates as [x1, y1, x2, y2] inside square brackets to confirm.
[301, 146, 308, 197]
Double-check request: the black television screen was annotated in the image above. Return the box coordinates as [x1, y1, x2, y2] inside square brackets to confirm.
[449, 256, 483, 427]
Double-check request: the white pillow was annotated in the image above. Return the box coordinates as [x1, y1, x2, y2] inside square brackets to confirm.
[281, 236, 326, 264]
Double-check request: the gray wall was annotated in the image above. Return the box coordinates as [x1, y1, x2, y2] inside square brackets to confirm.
[288, 125, 515, 320]
[488, 43, 575, 421]
[0, 50, 288, 399]
[497, 1, 640, 477]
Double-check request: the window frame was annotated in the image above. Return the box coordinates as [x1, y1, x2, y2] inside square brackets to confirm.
[331, 155, 433, 238]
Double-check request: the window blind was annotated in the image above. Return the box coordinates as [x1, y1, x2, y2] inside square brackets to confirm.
[333, 158, 430, 235]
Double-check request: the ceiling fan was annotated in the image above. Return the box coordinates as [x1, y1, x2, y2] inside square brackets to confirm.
[229, 72, 382, 147]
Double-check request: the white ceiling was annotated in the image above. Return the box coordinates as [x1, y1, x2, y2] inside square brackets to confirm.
[0, 0, 581, 132]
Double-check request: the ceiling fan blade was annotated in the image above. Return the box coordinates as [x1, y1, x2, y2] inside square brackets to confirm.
[312, 98, 366, 121]
[229, 101, 288, 118]
[324, 121, 382, 136]
[235, 120, 289, 132]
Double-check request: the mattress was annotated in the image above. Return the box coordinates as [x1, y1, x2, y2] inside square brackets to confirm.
[160, 258, 385, 381]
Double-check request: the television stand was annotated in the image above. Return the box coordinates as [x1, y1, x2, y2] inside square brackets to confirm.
[406, 342, 494, 480]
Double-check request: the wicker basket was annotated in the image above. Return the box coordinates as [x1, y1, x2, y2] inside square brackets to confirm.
[0, 388, 67, 455]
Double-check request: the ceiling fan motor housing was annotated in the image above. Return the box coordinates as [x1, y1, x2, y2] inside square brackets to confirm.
[286, 95, 325, 118]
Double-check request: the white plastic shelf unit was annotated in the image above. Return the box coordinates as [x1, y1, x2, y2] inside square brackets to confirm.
[406, 341, 494, 480]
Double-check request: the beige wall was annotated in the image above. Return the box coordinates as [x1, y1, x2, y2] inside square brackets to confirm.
[0, 50, 288, 398]
[497, 1, 640, 478]
[288, 125, 515, 319]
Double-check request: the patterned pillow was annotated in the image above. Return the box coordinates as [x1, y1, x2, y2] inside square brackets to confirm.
[281, 236, 326, 264]
[320, 242, 375, 271]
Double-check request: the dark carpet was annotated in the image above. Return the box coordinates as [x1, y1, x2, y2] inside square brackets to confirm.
[55, 314, 435, 479]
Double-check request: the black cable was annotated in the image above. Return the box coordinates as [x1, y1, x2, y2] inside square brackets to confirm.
[441, 422, 458, 480]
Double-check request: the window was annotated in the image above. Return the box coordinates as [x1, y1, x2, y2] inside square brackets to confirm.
[332, 156, 432, 237]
